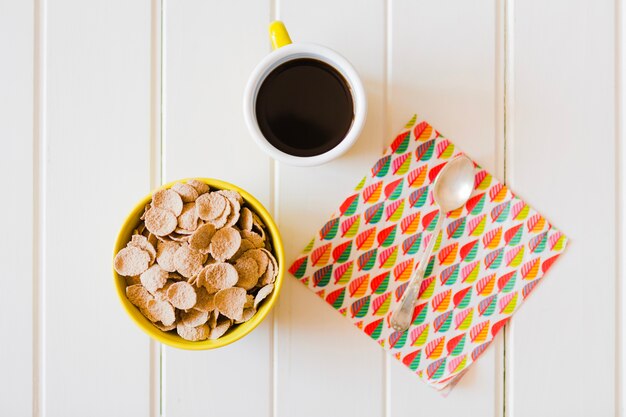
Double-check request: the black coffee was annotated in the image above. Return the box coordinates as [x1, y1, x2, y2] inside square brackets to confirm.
[255, 58, 354, 157]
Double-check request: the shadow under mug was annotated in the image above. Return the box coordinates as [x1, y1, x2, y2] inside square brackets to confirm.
[243, 21, 367, 166]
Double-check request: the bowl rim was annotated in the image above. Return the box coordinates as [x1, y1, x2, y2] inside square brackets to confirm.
[112, 177, 284, 350]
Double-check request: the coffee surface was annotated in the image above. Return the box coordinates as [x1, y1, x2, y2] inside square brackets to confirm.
[255, 58, 354, 157]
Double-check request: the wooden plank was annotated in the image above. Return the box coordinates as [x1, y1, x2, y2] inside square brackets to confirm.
[162, 2, 273, 416]
[275, 1, 387, 416]
[0, 0, 34, 414]
[43, 1, 153, 415]
[388, 0, 502, 414]
[506, 0, 616, 415]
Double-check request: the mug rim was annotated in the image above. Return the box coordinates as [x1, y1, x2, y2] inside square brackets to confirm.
[243, 43, 367, 167]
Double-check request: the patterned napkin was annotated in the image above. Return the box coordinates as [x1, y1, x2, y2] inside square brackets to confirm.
[288, 115, 568, 390]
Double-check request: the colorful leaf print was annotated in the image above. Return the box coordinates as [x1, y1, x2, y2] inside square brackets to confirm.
[468, 214, 487, 236]
[350, 295, 371, 318]
[474, 170, 492, 190]
[372, 292, 392, 316]
[529, 231, 548, 253]
[287, 116, 568, 391]
[392, 153, 412, 175]
[471, 341, 491, 361]
[414, 121, 433, 141]
[333, 260, 353, 285]
[448, 354, 467, 374]
[386, 199, 405, 222]
[436, 139, 455, 159]
[489, 183, 508, 202]
[466, 193, 486, 215]
[446, 333, 466, 356]
[404, 114, 417, 128]
[470, 320, 490, 343]
[340, 193, 359, 216]
[440, 263, 460, 286]
[427, 358, 447, 380]
[332, 241, 353, 264]
[491, 317, 509, 336]
[372, 155, 391, 177]
[422, 210, 440, 231]
[521, 258, 540, 280]
[400, 212, 421, 234]
[454, 307, 474, 331]
[511, 200, 530, 221]
[410, 323, 430, 347]
[409, 186, 429, 208]
[313, 265, 333, 287]
[370, 271, 390, 294]
[418, 276, 436, 300]
[416, 139, 436, 161]
[389, 330, 408, 349]
[319, 217, 339, 240]
[377, 224, 397, 248]
[447, 217, 466, 239]
[425, 336, 446, 359]
[362, 181, 383, 203]
[402, 233, 422, 255]
[527, 213, 547, 233]
[438, 243, 458, 266]
[391, 131, 411, 154]
[349, 274, 370, 298]
[364, 202, 385, 224]
[407, 165, 428, 188]
[461, 261, 480, 283]
[355, 227, 376, 250]
[289, 256, 308, 278]
[378, 246, 398, 269]
[491, 201, 511, 223]
[542, 254, 561, 273]
[384, 178, 404, 200]
[340, 214, 361, 238]
[357, 248, 378, 271]
[364, 318, 384, 339]
[478, 295, 497, 317]
[326, 287, 346, 309]
[311, 243, 332, 266]
[482, 227, 502, 249]
[484, 248, 504, 269]
[460, 240, 479, 262]
[428, 162, 447, 183]
[476, 274, 496, 296]
[393, 259, 414, 282]
[504, 223, 524, 246]
[497, 271, 517, 293]
[433, 310, 453, 333]
[499, 292, 518, 314]
[403, 350, 422, 371]
[505, 245, 524, 267]
[431, 289, 452, 312]
[453, 286, 473, 309]
[412, 302, 428, 325]
[522, 279, 540, 299]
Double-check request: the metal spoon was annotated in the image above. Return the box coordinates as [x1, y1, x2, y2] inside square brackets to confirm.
[390, 155, 475, 332]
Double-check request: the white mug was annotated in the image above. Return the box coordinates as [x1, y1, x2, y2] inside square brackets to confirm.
[243, 21, 367, 166]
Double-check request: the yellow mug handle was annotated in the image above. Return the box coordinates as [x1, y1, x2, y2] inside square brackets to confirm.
[269, 21, 292, 50]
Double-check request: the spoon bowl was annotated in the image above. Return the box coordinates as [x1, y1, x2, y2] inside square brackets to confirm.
[433, 155, 475, 213]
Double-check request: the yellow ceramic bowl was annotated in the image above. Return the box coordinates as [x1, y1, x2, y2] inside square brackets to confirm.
[113, 178, 284, 350]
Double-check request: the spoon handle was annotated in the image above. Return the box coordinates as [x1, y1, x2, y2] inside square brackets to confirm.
[390, 211, 444, 332]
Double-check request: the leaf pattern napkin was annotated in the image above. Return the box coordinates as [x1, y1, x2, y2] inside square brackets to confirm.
[288, 115, 568, 390]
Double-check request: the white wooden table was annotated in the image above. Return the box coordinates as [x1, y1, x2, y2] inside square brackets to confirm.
[1, 1, 623, 416]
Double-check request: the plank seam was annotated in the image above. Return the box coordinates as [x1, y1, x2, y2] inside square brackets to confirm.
[33, 0, 47, 414]
[616, 0, 624, 415]
[152, 0, 165, 416]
